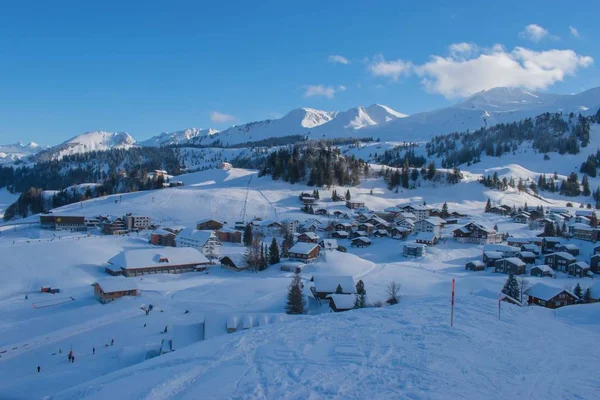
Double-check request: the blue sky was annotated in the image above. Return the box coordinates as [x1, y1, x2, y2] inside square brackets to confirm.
[0, 0, 598, 144]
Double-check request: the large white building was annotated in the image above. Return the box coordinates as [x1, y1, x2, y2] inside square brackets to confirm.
[175, 228, 223, 260]
[124, 214, 152, 231]
[413, 218, 442, 237]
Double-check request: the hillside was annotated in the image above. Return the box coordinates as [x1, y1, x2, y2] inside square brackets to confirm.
[53, 296, 600, 400]
[370, 87, 600, 142]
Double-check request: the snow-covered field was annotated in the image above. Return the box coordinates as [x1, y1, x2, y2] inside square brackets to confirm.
[1, 168, 599, 399]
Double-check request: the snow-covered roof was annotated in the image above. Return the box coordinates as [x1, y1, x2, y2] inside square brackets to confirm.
[176, 228, 218, 245]
[326, 294, 356, 310]
[352, 236, 372, 243]
[300, 232, 320, 240]
[252, 219, 282, 227]
[358, 222, 374, 228]
[483, 244, 519, 253]
[94, 279, 138, 293]
[152, 228, 175, 236]
[415, 232, 437, 241]
[313, 275, 356, 294]
[503, 257, 525, 266]
[527, 283, 576, 301]
[333, 231, 349, 237]
[196, 218, 223, 225]
[108, 247, 210, 269]
[336, 222, 352, 228]
[507, 237, 531, 244]
[548, 252, 576, 261]
[517, 251, 536, 258]
[426, 216, 446, 225]
[570, 223, 592, 231]
[320, 239, 338, 249]
[559, 244, 579, 250]
[404, 242, 427, 249]
[522, 244, 540, 252]
[288, 242, 319, 255]
[572, 261, 590, 269]
[468, 260, 485, 267]
[532, 265, 553, 273]
[484, 251, 503, 258]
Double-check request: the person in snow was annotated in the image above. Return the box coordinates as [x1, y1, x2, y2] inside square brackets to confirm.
[111, 338, 114, 346]
[71, 355, 75, 363]
[92, 347, 95, 355]
[37, 366, 40, 373]
[164, 325, 168, 333]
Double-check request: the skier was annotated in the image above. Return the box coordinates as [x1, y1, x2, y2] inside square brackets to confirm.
[25, 295, 28, 300]
[71, 355, 75, 363]
[92, 347, 95, 355]
[163, 325, 168, 333]
[37, 366, 40, 373]
[111, 338, 114, 346]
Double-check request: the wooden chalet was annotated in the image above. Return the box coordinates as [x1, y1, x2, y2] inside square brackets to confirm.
[196, 218, 224, 231]
[319, 239, 338, 251]
[312, 275, 356, 299]
[487, 205, 512, 215]
[357, 223, 374, 233]
[494, 257, 526, 275]
[527, 283, 578, 309]
[327, 294, 356, 312]
[331, 230, 350, 239]
[414, 232, 438, 245]
[513, 212, 531, 224]
[220, 255, 251, 272]
[40, 214, 86, 232]
[556, 244, 580, 257]
[346, 200, 365, 210]
[93, 280, 138, 304]
[390, 226, 410, 240]
[453, 222, 503, 244]
[373, 229, 389, 238]
[465, 260, 485, 271]
[541, 237, 563, 253]
[567, 261, 591, 278]
[216, 228, 242, 243]
[483, 251, 503, 267]
[544, 252, 576, 273]
[297, 232, 320, 243]
[101, 216, 127, 235]
[314, 208, 328, 216]
[590, 254, 600, 273]
[517, 251, 537, 265]
[530, 265, 554, 278]
[334, 222, 353, 232]
[288, 242, 320, 263]
[351, 237, 372, 248]
[150, 229, 176, 247]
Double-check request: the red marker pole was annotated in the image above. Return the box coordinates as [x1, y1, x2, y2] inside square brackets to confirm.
[450, 278, 455, 327]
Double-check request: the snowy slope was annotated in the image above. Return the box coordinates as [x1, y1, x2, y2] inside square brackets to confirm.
[140, 128, 219, 147]
[369, 86, 600, 142]
[32, 131, 136, 161]
[365, 103, 408, 123]
[0, 141, 45, 164]
[53, 296, 600, 400]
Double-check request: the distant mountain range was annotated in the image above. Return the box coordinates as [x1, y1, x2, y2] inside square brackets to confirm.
[5, 86, 600, 162]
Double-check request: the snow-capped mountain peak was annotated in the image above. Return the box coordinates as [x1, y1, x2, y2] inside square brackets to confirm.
[365, 104, 409, 124]
[141, 128, 220, 147]
[284, 107, 338, 128]
[31, 131, 137, 162]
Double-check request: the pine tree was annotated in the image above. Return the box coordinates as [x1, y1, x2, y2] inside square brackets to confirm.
[441, 202, 449, 218]
[335, 284, 344, 294]
[269, 238, 280, 265]
[583, 287, 592, 303]
[485, 198, 492, 213]
[582, 175, 591, 197]
[285, 273, 304, 314]
[354, 280, 367, 308]
[591, 212, 599, 228]
[543, 221, 556, 237]
[573, 283, 583, 299]
[501, 273, 520, 300]
[243, 224, 253, 246]
[345, 189, 351, 201]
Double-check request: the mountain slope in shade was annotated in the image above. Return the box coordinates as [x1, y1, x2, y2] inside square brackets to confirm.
[369, 86, 600, 142]
[0, 141, 46, 164]
[32, 131, 136, 162]
[366, 104, 409, 124]
[140, 128, 219, 147]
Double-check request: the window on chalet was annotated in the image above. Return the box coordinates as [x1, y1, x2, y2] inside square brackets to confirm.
[158, 257, 169, 263]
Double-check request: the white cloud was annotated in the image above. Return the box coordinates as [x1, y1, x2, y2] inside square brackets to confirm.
[415, 45, 593, 98]
[569, 25, 580, 38]
[519, 24, 549, 42]
[368, 55, 412, 81]
[210, 111, 236, 123]
[303, 84, 345, 99]
[328, 55, 350, 65]
[449, 42, 478, 59]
